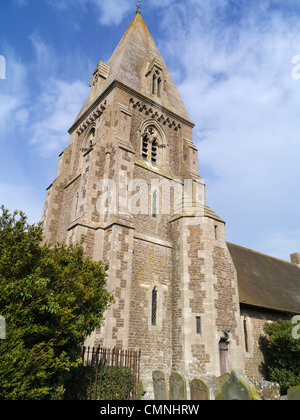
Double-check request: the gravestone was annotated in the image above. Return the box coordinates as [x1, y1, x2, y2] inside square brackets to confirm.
[216, 373, 230, 395]
[135, 381, 146, 400]
[190, 379, 209, 400]
[169, 372, 187, 400]
[216, 370, 261, 400]
[287, 386, 300, 400]
[252, 380, 281, 400]
[152, 371, 169, 400]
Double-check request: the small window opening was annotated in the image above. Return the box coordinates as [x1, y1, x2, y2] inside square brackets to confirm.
[152, 191, 158, 219]
[243, 317, 249, 353]
[152, 74, 156, 95]
[83, 127, 95, 152]
[81, 127, 95, 156]
[151, 140, 157, 164]
[88, 127, 95, 143]
[214, 225, 218, 240]
[142, 135, 149, 161]
[196, 317, 202, 336]
[75, 192, 79, 215]
[157, 78, 162, 98]
[151, 287, 158, 326]
[141, 126, 161, 166]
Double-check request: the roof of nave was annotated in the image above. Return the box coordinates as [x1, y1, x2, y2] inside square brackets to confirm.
[227, 242, 300, 315]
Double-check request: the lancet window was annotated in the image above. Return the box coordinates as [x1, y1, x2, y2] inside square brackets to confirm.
[141, 126, 159, 165]
[243, 317, 249, 353]
[151, 72, 163, 98]
[87, 127, 95, 144]
[151, 287, 158, 326]
[157, 77, 162, 98]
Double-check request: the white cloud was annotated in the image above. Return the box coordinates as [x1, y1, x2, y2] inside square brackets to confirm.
[46, 0, 132, 26]
[92, 0, 132, 26]
[0, 34, 90, 157]
[155, 1, 300, 260]
[29, 34, 58, 76]
[0, 49, 29, 134]
[3, 34, 89, 156]
[27, 29, 89, 154]
[29, 78, 89, 155]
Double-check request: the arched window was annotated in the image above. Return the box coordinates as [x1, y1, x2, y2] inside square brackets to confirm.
[146, 59, 164, 99]
[82, 127, 95, 153]
[141, 125, 162, 166]
[79, 126, 96, 172]
[151, 287, 158, 326]
[88, 127, 95, 140]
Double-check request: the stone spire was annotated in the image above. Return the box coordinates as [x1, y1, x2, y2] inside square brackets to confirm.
[72, 11, 193, 129]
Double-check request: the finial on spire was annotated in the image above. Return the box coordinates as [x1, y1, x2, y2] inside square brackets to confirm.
[136, 0, 141, 14]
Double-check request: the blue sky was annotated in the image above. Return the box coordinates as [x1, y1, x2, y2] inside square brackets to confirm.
[1, 0, 300, 262]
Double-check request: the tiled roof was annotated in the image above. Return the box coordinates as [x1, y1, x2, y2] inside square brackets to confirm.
[227, 242, 300, 314]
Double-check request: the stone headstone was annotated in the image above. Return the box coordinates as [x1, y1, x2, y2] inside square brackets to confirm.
[216, 370, 261, 401]
[169, 372, 187, 401]
[216, 373, 230, 395]
[152, 371, 169, 400]
[135, 381, 146, 400]
[287, 386, 300, 400]
[190, 379, 209, 400]
[252, 380, 281, 400]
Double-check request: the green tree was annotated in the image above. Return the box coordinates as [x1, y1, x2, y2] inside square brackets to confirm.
[263, 319, 300, 394]
[0, 206, 114, 400]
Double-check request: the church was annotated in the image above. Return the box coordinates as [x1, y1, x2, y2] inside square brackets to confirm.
[42, 10, 300, 395]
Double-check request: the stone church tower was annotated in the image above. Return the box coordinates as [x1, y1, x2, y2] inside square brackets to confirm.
[42, 11, 244, 392]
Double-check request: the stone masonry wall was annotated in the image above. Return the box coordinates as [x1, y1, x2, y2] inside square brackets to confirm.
[129, 237, 172, 391]
[240, 306, 289, 381]
[170, 215, 244, 380]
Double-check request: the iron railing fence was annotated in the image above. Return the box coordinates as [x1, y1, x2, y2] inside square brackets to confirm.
[64, 346, 141, 401]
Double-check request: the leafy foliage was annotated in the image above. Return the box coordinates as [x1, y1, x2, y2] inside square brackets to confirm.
[64, 365, 135, 400]
[0, 206, 113, 399]
[263, 319, 300, 394]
